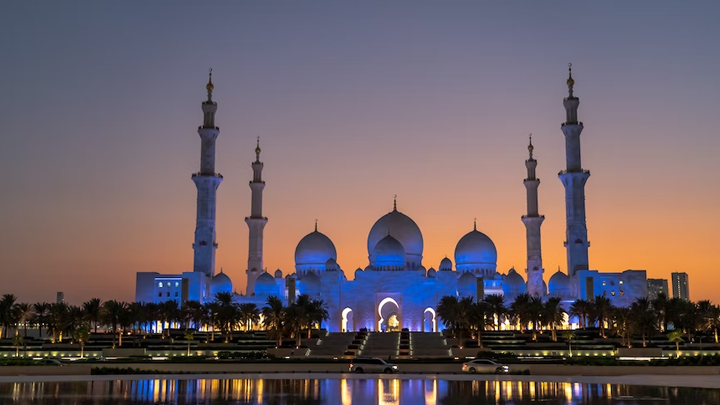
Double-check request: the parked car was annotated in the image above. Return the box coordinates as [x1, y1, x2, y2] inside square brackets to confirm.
[349, 357, 398, 373]
[462, 359, 509, 374]
[35, 359, 65, 366]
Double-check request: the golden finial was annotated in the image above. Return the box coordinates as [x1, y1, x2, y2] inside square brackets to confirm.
[314, 219, 318, 232]
[206, 68, 214, 92]
[393, 195, 397, 211]
[255, 136, 261, 157]
[566, 63, 575, 88]
[473, 218, 477, 231]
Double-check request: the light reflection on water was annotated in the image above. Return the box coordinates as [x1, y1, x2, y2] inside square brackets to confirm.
[2, 378, 720, 404]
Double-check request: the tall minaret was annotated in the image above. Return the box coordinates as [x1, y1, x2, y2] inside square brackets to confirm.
[192, 69, 223, 278]
[522, 135, 545, 296]
[245, 137, 268, 295]
[558, 64, 590, 276]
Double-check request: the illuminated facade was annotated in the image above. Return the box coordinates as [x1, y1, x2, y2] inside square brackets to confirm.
[135, 68, 652, 328]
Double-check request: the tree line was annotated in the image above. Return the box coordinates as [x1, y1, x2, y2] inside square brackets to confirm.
[436, 293, 720, 349]
[0, 293, 328, 349]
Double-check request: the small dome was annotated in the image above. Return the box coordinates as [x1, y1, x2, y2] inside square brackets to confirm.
[427, 268, 437, 278]
[295, 230, 337, 267]
[354, 268, 363, 278]
[364, 265, 374, 272]
[439, 257, 453, 271]
[367, 208, 423, 267]
[211, 272, 233, 296]
[254, 272, 277, 296]
[371, 235, 406, 268]
[274, 269, 283, 279]
[549, 270, 570, 295]
[503, 268, 526, 295]
[325, 258, 339, 271]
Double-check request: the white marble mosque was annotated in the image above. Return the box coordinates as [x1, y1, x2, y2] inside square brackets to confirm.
[135, 66, 648, 331]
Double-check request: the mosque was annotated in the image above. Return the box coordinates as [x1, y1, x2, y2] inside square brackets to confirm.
[135, 66, 647, 331]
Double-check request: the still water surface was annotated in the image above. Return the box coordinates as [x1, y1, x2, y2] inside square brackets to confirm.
[1, 378, 719, 405]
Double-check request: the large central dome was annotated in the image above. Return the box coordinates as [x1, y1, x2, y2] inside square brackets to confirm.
[367, 205, 423, 268]
[295, 229, 337, 273]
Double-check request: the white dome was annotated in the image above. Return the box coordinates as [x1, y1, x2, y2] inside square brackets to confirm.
[502, 268, 526, 295]
[454, 227, 497, 274]
[439, 257, 453, 271]
[371, 235, 406, 268]
[254, 272, 277, 296]
[549, 270, 571, 297]
[295, 230, 337, 268]
[427, 268, 437, 278]
[211, 272, 233, 296]
[367, 208, 423, 268]
[274, 269, 283, 279]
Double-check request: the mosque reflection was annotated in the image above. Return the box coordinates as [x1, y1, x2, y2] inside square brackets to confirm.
[2, 378, 720, 404]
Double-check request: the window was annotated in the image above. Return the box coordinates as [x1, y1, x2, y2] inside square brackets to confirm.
[602, 281, 607, 286]
[159, 282, 163, 288]
[611, 291, 616, 296]
[610, 281, 615, 286]
[175, 282, 179, 287]
[620, 291, 625, 296]
[619, 280, 624, 285]
[167, 292, 170, 297]
[603, 291, 607, 296]
[175, 292, 178, 297]
[158, 292, 162, 297]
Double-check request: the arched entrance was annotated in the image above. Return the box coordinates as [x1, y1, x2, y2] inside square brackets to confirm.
[378, 297, 400, 332]
[341, 307, 354, 332]
[423, 307, 436, 332]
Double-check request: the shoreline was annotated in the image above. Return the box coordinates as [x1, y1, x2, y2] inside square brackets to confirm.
[1, 373, 720, 389]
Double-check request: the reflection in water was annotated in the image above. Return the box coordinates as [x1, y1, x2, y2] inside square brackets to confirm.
[1, 378, 720, 404]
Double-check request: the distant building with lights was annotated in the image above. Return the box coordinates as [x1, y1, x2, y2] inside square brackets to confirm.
[671, 272, 690, 300]
[647, 278, 669, 300]
[135, 67, 652, 331]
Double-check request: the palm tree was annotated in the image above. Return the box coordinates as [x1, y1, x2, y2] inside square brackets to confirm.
[12, 335, 23, 357]
[508, 293, 533, 333]
[74, 325, 91, 358]
[14, 303, 34, 337]
[32, 302, 51, 338]
[0, 294, 18, 338]
[184, 330, 194, 356]
[102, 300, 127, 347]
[306, 299, 329, 336]
[158, 300, 180, 338]
[284, 303, 308, 347]
[238, 303, 260, 332]
[705, 305, 720, 343]
[214, 292, 237, 342]
[592, 296, 612, 338]
[48, 303, 69, 342]
[437, 295, 473, 346]
[82, 298, 102, 333]
[613, 307, 633, 347]
[262, 296, 286, 347]
[630, 298, 656, 347]
[528, 296, 544, 340]
[205, 302, 221, 341]
[667, 330, 684, 357]
[184, 300, 206, 330]
[569, 299, 591, 330]
[484, 294, 506, 330]
[437, 295, 460, 332]
[468, 300, 491, 348]
[651, 293, 669, 332]
[541, 297, 565, 341]
[562, 330, 575, 357]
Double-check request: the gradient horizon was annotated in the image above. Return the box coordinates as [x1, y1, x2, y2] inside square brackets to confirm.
[1, 2, 719, 305]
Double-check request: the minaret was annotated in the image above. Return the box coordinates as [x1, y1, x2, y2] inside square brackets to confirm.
[192, 69, 223, 278]
[522, 135, 545, 296]
[558, 64, 590, 276]
[245, 137, 268, 295]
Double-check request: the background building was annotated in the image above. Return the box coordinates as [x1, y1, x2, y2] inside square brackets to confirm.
[672, 272, 690, 300]
[647, 278, 669, 300]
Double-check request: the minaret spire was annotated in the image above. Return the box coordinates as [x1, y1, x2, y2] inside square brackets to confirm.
[245, 138, 268, 295]
[192, 71, 223, 278]
[522, 134, 545, 296]
[393, 195, 397, 211]
[558, 63, 590, 277]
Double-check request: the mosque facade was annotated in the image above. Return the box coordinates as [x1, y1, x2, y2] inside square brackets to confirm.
[135, 67, 647, 331]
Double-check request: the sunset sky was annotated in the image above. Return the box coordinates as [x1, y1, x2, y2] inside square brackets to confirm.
[1, 2, 719, 305]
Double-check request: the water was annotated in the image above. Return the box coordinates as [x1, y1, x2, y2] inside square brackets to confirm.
[1, 378, 719, 404]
